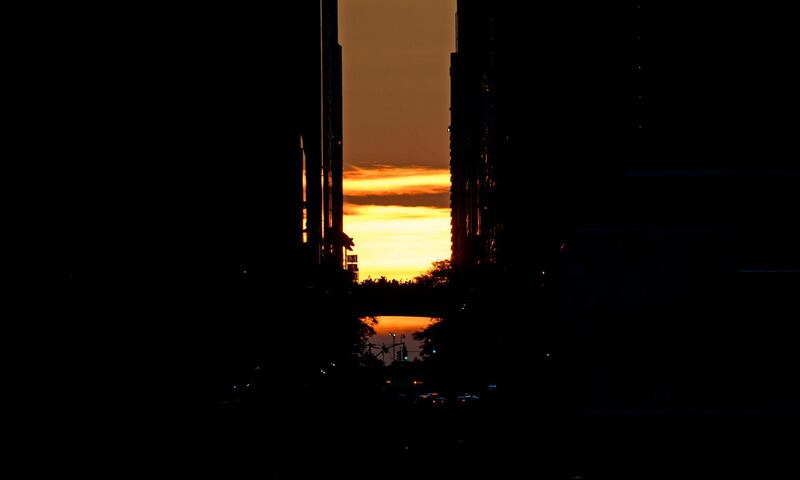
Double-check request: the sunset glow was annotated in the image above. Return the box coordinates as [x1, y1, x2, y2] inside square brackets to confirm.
[367, 316, 437, 363]
[343, 165, 451, 282]
[340, 0, 456, 282]
[345, 203, 450, 281]
[371, 316, 436, 336]
[344, 166, 450, 196]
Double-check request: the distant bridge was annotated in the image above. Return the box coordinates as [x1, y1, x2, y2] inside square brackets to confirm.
[350, 285, 452, 318]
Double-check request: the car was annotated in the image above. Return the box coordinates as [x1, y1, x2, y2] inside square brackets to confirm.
[456, 393, 481, 406]
[416, 392, 448, 408]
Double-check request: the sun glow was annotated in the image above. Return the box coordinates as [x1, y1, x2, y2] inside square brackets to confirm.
[344, 166, 450, 196]
[344, 203, 450, 282]
[371, 316, 436, 335]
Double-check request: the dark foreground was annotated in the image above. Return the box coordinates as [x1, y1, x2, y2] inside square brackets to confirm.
[39, 381, 792, 479]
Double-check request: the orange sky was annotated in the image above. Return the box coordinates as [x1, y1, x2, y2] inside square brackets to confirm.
[368, 316, 436, 363]
[340, 0, 456, 281]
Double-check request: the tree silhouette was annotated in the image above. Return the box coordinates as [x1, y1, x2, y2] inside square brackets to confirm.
[412, 260, 453, 288]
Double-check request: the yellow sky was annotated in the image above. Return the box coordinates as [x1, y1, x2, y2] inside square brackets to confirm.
[345, 201, 450, 281]
[340, 0, 456, 281]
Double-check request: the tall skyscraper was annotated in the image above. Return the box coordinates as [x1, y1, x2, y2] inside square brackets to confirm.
[280, 0, 347, 274]
[449, 1, 498, 269]
[27, 3, 352, 433]
[322, 0, 346, 268]
[450, 1, 799, 409]
[451, 1, 800, 272]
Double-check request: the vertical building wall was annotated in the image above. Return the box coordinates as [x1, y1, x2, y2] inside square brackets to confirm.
[273, 1, 321, 274]
[450, 0, 496, 269]
[450, 1, 800, 409]
[331, 41, 345, 267]
[298, 0, 324, 268]
[322, 0, 346, 268]
[280, 0, 345, 272]
[451, 1, 800, 270]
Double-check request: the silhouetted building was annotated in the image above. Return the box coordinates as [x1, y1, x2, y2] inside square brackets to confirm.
[322, 0, 346, 268]
[282, 0, 348, 275]
[450, 1, 800, 410]
[451, 1, 800, 264]
[28, 2, 354, 426]
[449, 2, 497, 269]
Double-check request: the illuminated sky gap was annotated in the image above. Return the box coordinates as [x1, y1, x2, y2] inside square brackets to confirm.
[340, 0, 456, 281]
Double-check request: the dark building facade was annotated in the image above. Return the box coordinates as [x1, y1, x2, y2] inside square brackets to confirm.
[450, 1, 800, 409]
[283, 0, 347, 274]
[26, 2, 352, 426]
[451, 1, 800, 268]
[322, 0, 346, 269]
[41, 1, 347, 286]
[449, 1, 498, 268]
